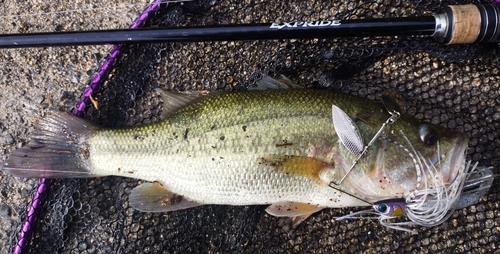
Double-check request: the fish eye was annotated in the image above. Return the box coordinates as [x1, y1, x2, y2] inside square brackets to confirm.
[419, 124, 438, 145]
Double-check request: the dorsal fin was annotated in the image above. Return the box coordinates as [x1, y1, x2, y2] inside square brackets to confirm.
[156, 88, 207, 119]
[251, 74, 304, 90]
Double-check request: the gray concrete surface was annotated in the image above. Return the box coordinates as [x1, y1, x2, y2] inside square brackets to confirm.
[0, 0, 146, 250]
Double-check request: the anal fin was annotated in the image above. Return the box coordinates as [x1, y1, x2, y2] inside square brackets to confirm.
[129, 182, 201, 212]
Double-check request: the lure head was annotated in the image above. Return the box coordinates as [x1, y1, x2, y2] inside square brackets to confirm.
[372, 198, 406, 217]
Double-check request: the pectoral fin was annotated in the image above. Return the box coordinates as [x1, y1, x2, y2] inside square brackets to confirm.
[129, 182, 201, 212]
[257, 155, 334, 182]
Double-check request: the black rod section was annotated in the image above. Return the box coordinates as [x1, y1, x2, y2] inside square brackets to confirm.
[0, 17, 435, 48]
[2, 3, 500, 48]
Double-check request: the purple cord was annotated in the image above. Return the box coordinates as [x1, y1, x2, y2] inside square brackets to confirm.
[12, 1, 166, 253]
[74, 0, 166, 116]
[11, 179, 49, 254]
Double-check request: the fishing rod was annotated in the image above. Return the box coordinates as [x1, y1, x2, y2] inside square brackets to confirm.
[0, 3, 499, 48]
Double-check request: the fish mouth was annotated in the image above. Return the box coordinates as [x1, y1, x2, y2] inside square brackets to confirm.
[443, 134, 469, 184]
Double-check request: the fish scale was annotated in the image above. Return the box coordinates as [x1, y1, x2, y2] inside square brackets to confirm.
[89, 104, 342, 205]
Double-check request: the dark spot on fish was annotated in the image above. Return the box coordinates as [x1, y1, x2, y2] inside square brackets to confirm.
[276, 140, 293, 148]
[211, 125, 216, 130]
[117, 168, 121, 172]
[170, 194, 183, 205]
[287, 208, 291, 211]
[220, 157, 224, 159]
[79, 147, 90, 159]
[24, 155, 27, 157]
[242, 126, 247, 132]
[183, 129, 189, 139]
[246, 135, 250, 138]
[276, 143, 293, 147]
[212, 158, 215, 161]
[151, 130, 156, 136]
[133, 134, 145, 141]
[128, 171, 134, 174]
[156, 193, 182, 206]
[220, 135, 225, 141]
[270, 163, 277, 167]
[211, 145, 216, 148]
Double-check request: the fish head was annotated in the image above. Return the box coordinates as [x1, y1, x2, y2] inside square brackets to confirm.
[341, 114, 469, 200]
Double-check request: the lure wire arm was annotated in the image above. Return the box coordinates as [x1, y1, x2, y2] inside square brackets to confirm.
[327, 182, 372, 205]
[331, 110, 400, 185]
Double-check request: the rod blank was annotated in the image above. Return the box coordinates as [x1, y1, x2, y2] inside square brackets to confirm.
[0, 4, 499, 48]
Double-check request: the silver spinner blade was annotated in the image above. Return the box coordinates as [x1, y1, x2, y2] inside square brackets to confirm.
[331, 104, 364, 156]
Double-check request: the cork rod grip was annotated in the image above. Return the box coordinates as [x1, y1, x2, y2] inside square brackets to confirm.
[437, 4, 500, 44]
[446, 5, 481, 44]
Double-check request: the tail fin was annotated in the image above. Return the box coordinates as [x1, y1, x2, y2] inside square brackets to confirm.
[2, 112, 99, 178]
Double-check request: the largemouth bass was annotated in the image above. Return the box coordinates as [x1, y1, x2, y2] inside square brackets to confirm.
[2, 87, 491, 232]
